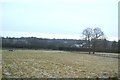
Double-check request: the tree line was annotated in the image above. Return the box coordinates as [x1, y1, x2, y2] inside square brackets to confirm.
[1, 36, 119, 53]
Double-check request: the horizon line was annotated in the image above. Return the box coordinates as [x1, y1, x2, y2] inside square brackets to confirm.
[0, 31, 118, 41]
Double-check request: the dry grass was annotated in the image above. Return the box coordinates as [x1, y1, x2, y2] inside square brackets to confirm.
[2, 49, 118, 78]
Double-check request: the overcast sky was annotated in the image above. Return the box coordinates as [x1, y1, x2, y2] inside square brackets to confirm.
[0, 0, 119, 41]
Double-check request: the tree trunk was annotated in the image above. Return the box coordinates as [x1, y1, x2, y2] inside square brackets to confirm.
[92, 39, 96, 54]
[93, 50, 95, 54]
[88, 39, 91, 54]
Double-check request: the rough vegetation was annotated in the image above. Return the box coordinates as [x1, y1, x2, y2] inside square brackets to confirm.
[2, 37, 119, 53]
[2, 49, 118, 78]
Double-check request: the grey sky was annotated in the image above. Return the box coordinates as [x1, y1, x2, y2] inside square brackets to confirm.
[0, 0, 119, 41]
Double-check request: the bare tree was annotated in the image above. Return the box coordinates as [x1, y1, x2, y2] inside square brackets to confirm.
[92, 27, 104, 54]
[93, 27, 104, 39]
[82, 27, 105, 54]
[82, 28, 93, 54]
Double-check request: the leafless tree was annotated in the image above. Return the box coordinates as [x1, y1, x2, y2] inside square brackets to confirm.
[92, 27, 104, 54]
[82, 27, 105, 54]
[82, 28, 93, 54]
[93, 27, 104, 39]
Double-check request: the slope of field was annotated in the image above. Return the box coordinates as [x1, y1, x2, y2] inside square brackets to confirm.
[2, 50, 118, 78]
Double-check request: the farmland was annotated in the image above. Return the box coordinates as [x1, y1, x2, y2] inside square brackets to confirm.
[2, 49, 119, 78]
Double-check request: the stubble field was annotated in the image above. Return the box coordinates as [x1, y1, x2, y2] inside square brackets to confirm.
[1, 49, 119, 78]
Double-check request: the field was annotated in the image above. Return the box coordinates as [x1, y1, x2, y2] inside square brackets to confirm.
[1, 49, 119, 78]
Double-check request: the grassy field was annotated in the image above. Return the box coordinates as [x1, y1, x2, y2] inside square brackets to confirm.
[2, 49, 119, 78]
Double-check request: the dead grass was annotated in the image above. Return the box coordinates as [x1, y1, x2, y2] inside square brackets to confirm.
[2, 49, 118, 78]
